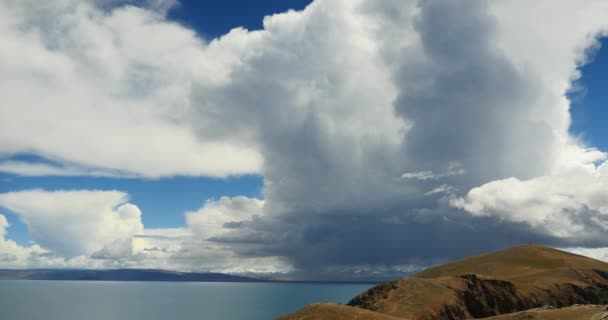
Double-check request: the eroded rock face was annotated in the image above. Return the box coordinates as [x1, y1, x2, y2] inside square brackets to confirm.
[442, 273, 608, 318]
[348, 274, 532, 320]
[348, 280, 399, 310]
[446, 274, 528, 318]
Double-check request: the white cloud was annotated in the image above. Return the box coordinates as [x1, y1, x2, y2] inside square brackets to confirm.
[401, 171, 441, 181]
[402, 163, 465, 181]
[452, 160, 608, 239]
[186, 196, 264, 239]
[0, 192, 288, 274]
[0, 160, 132, 177]
[0, 189, 144, 256]
[0, 214, 8, 238]
[565, 247, 608, 263]
[424, 184, 455, 196]
[87, 225, 290, 273]
[168, 240, 291, 274]
[0, 213, 56, 268]
[0, 0, 262, 178]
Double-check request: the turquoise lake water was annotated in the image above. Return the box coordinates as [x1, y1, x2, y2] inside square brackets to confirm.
[0, 280, 374, 320]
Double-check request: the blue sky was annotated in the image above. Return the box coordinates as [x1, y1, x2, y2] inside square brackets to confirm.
[168, 0, 312, 39]
[570, 39, 608, 151]
[2, 0, 608, 278]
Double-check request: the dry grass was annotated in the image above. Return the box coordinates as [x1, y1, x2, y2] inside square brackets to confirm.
[416, 244, 608, 295]
[275, 302, 407, 320]
[479, 305, 608, 320]
[416, 245, 608, 283]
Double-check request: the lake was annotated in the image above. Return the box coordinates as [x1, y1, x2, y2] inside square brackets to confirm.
[0, 280, 374, 320]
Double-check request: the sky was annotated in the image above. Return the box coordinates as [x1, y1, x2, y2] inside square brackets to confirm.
[1, 0, 608, 281]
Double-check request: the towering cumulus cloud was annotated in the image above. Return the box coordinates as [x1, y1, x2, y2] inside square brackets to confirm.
[1, 0, 608, 278]
[0, 190, 143, 256]
[195, 0, 608, 277]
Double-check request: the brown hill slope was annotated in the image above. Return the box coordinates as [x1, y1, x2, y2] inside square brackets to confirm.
[348, 245, 608, 319]
[416, 244, 608, 282]
[275, 303, 405, 320]
[278, 245, 608, 320]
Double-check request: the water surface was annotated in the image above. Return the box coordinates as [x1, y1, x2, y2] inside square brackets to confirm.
[0, 280, 373, 320]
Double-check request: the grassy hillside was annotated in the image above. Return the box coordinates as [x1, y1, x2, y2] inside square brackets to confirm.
[416, 245, 608, 283]
[279, 245, 608, 320]
[275, 303, 405, 320]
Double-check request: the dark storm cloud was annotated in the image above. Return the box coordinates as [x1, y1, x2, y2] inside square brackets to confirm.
[191, 0, 608, 279]
[395, 0, 555, 185]
[213, 209, 566, 280]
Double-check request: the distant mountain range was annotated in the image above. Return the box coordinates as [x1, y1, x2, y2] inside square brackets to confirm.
[279, 245, 608, 320]
[0, 268, 261, 282]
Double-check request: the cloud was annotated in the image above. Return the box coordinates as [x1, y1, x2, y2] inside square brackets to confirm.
[87, 225, 290, 273]
[0, 214, 8, 238]
[186, 196, 264, 239]
[0, 191, 288, 274]
[566, 247, 608, 262]
[401, 163, 465, 181]
[0, 0, 262, 178]
[0, 213, 60, 268]
[0, 189, 144, 256]
[187, 0, 608, 275]
[424, 184, 456, 196]
[3, 0, 608, 279]
[0, 160, 131, 177]
[452, 160, 608, 241]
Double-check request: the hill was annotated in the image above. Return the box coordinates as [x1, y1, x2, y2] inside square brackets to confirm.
[0, 268, 260, 282]
[416, 244, 607, 281]
[276, 303, 404, 320]
[278, 245, 608, 320]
